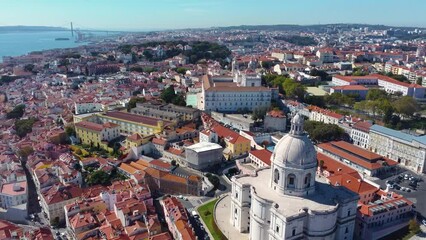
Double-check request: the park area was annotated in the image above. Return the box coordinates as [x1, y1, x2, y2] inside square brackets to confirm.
[197, 199, 227, 240]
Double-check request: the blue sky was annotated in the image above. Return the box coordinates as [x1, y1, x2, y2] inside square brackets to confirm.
[0, 0, 425, 31]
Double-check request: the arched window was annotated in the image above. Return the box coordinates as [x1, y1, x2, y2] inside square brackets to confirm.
[304, 173, 311, 187]
[274, 169, 280, 184]
[287, 174, 296, 188]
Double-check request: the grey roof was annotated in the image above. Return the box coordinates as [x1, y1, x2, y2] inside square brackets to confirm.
[370, 124, 426, 145]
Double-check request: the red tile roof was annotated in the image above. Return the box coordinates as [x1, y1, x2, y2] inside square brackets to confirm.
[317, 153, 357, 176]
[211, 123, 250, 145]
[267, 110, 285, 118]
[317, 141, 397, 170]
[328, 172, 377, 194]
[352, 121, 372, 132]
[332, 85, 368, 91]
[75, 121, 104, 132]
[250, 149, 272, 166]
[103, 111, 166, 126]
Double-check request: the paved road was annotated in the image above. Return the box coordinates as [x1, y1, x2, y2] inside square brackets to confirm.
[370, 169, 426, 218]
[20, 158, 41, 215]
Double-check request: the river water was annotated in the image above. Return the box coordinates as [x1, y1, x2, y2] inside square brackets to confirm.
[0, 31, 88, 62]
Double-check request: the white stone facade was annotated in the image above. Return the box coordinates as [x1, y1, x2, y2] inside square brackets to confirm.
[351, 128, 370, 149]
[369, 125, 426, 173]
[229, 114, 358, 240]
[74, 102, 102, 114]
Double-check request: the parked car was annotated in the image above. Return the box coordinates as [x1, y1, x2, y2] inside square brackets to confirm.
[422, 219, 426, 226]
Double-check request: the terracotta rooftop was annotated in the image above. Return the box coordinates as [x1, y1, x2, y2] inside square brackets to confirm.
[250, 149, 272, 166]
[317, 141, 397, 170]
[352, 121, 372, 132]
[103, 111, 166, 126]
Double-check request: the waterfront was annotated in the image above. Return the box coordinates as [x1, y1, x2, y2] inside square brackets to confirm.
[0, 31, 86, 62]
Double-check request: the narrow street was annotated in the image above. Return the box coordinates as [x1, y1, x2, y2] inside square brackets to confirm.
[20, 157, 41, 215]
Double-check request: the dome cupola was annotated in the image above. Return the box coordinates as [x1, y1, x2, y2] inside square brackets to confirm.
[269, 113, 317, 197]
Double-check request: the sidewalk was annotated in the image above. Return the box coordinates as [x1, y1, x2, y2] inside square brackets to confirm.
[214, 194, 249, 240]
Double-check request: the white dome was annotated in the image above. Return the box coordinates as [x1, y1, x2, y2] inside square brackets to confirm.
[272, 133, 316, 166]
[272, 113, 316, 167]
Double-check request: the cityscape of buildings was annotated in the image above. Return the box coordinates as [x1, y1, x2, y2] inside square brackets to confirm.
[0, 16, 426, 240]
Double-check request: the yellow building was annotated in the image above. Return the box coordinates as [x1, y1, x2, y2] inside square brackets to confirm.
[212, 124, 251, 159]
[96, 111, 169, 136]
[125, 133, 150, 149]
[74, 120, 120, 149]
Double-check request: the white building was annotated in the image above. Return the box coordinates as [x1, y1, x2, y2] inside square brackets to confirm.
[198, 75, 272, 112]
[369, 125, 426, 173]
[331, 74, 425, 99]
[351, 121, 372, 149]
[229, 114, 359, 240]
[264, 110, 287, 132]
[309, 106, 343, 125]
[74, 102, 102, 115]
[184, 142, 223, 170]
[248, 149, 272, 168]
[0, 181, 27, 209]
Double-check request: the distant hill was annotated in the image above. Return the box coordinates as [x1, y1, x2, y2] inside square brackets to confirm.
[214, 23, 426, 31]
[0, 26, 68, 33]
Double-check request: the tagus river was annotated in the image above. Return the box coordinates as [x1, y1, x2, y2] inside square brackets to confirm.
[0, 31, 87, 62]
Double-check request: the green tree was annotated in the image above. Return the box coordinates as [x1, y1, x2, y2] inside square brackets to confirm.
[6, 104, 25, 119]
[252, 107, 268, 121]
[107, 55, 115, 61]
[65, 125, 76, 137]
[51, 217, 60, 227]
[304, 95, 325, 108]
[366, 89, 389, 101]
[161, 86, 177, 103]
[393, 96, 419, 117]
[304, 120, 345, 143]
[17, 146, 34, 158]
[143, 50, 154, 60]
[172, 94, 186, 106]
[118, 44, 132, 54]
[87, 170, 111, 186]
[14, 118, 36, 138]
[132, 90, 142, 96]
[129, 66, 144, 72]
[409, 219, 420, 234]
[127, 97, 146, 111]
[282, 79, 306, 101]
[176, 67, 188, 75]
[24, 64, 35, 73]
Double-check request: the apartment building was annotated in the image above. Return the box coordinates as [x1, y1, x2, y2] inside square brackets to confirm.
[40, 183, 82, 224]
[161, 197, 196, 240]
[74, 120, 120, 149]
[351, 121, 372, 149]
[95, 111, 170, 136]
[332, 74, 425, 99]
[317, 141, 397, 177]
[369, 124, 426, 173]
[199, 75, 272, 112]
[317, 153, 413, 240]
[0, 181, 27, 209]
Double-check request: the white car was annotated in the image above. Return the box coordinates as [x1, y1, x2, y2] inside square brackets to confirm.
[422, 219, 426, 226]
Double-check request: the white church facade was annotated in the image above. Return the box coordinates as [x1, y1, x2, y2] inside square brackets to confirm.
[229, 114, 359, 240]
